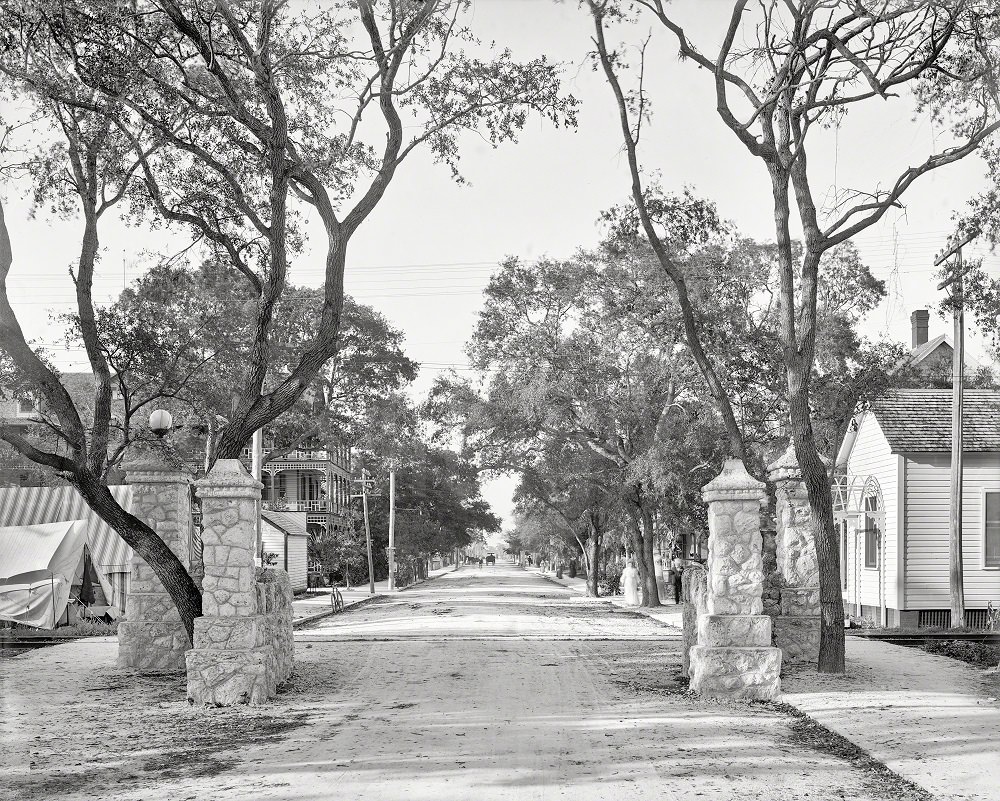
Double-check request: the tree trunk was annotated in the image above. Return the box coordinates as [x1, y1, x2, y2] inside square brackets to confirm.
[788, 369, 846, 673]
[73, 473, 201, 642]
[638, 504, 661, 607]
[771, 155, 847, 673]
[587, 531, 600, 597]
[626, 499, 661, 607]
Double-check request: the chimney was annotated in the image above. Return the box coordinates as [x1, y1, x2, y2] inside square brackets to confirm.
[911, 309, 929, 348]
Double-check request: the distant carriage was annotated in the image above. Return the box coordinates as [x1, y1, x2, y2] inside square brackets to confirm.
[485, 553, 496, 565]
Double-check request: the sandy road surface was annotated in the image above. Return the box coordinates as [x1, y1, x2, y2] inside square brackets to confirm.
[3, 563, 918, 801]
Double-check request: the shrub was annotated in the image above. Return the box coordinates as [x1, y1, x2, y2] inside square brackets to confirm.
[598, 563, 622, 597]
[922, 639, 1000, 668]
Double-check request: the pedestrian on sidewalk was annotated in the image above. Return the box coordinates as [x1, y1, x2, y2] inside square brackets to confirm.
[670, 554, 685, 604]
[621, 559, 640, 606]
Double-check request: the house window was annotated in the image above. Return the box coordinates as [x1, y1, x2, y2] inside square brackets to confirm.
[986, 492, 1000, 568]
[16, 396, 36, 416]
[863, 493, 880, 569]
[299, 472, 323, 503]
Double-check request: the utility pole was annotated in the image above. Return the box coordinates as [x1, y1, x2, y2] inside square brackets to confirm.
[387, 468, 397, 591]
[352, 470, 377, 595]
[936, 229, 979, 627]
[251, 427, 263, 560]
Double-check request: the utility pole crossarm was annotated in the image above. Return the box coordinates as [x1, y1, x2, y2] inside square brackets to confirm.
[935, 229, 979, 291]
[934, 229, 979, 267]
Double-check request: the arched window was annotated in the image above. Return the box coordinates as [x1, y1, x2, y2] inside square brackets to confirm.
[862, 478, 884, 569]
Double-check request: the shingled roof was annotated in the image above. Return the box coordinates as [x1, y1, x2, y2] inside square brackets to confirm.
[869, 389, 1000, 453]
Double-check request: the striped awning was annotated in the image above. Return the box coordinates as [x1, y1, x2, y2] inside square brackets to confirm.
[0, 485, 133, 573]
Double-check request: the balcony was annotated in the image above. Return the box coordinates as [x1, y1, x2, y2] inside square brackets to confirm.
[240, 446, 350, 474]
[263, 447, 331, 461]
[263, 498, 330, 513]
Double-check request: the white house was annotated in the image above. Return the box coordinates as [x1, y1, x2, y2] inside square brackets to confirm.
[261, 510, 309, 593]
[836, 388, 1000, 628]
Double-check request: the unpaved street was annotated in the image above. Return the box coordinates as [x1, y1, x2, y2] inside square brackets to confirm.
[2, 564, 921, 801]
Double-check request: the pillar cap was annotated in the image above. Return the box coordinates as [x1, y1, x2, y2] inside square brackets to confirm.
[766, 443, 831, 483]
[195, 458, 263, 498]
[702, 458, 766, 503]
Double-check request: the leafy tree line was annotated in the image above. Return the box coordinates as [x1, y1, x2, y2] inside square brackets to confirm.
[0, 0, 574, 639]
[430, 192, 898, 610]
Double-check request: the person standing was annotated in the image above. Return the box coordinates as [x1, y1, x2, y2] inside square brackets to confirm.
[670, 554, 685, 604]
[621, 559, 641, 606]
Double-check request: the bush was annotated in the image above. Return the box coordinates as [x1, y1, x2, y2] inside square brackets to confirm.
[922, 639, 1000, 667]
[598, 563, 622, 597]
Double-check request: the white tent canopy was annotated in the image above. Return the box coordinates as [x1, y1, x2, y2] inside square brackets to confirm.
[0, 519, 97, 629]
[0, 485, 134, 614]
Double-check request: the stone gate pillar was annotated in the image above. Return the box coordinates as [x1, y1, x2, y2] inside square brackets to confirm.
[118, 449, 193, 672]
[186, 459, 291, 706]
[689, 459, 781, 700]
[681, 562, 707, 678]
[768, 445, 823, 665]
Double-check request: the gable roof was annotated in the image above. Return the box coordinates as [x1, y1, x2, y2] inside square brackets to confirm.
[909, 333, 949, 365]
[261, 509, 309, 538]
[869, 389, 1000, 453]
[902, 333, 984, 373]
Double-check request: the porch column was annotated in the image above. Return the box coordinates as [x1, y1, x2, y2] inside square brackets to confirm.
[768, 444, 823, 665]
[118, 448, 193, 672]
[690, 458, 781, 700]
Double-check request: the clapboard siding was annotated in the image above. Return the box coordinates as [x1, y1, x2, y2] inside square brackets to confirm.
[261, 522, 309, 593]
[904, 452, 1000, 608]
[285, 534, 308, 592]
[845, 414, 899, 612]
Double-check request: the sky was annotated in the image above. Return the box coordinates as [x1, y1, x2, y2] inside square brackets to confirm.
[1, 0, 997, 536]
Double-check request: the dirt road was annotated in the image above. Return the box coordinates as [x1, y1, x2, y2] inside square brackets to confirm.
[2, 563, 922, 801]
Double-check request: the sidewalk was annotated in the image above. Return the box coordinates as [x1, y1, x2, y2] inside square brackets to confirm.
[291, 563, 459, 627]
[520, 564, 683, 629]
[522, 562, 1000, 799]
[783, 637, 1000, 801]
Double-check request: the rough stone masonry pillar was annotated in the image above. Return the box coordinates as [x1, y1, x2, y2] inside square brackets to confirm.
[186, 459, 279, 706]
[689, 458, 782, 700]
[767, 444, 823, 665]
[118, 449, 193, 672]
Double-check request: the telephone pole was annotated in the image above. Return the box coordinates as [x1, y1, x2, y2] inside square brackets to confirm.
[935, 228, 979, 627]
[387, 468, 397, 591]
[352, 470, 378, 595]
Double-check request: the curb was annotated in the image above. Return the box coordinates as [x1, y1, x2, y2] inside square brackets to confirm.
[397, 564, 460, 593]
[292, 593, 385, 629]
